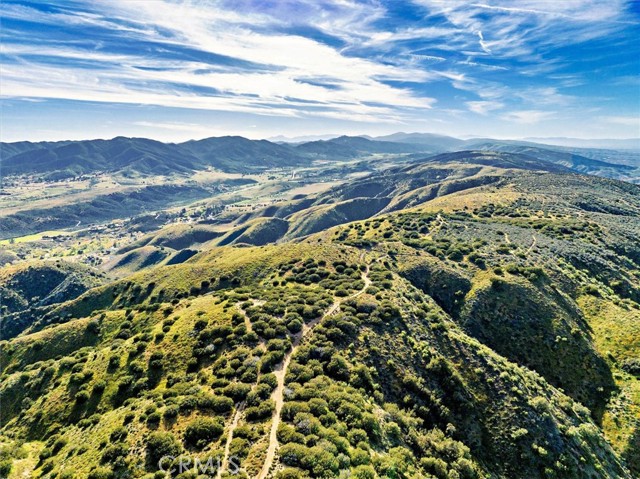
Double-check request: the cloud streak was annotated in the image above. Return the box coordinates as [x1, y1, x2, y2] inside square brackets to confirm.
[502, 110, 555, 124]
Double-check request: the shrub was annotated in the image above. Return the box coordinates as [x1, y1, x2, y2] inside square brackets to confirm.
[327, 355, 350, 381]
[280, 443, 307, 467]
[259, 373, 278, 389]
[179, 395, 198, 412]
[245, 400, 275, 421]
[101, 443, 128, 463]
[110, 426, 128, 442]
[621, 358, 640, 377]
[0, 460, 11, 478]
[223, 382, 252, 401]
[163, 405, 179, 419]
[352, 465, 376, 479]
[51, 437, 68, 454]
[348, 429, 368, 445]
[87, 467, 114, 479]
[108, 356, 120, 370]
[87, 319, 101, 334]
[92, 380, 106, 394]
[276, 468, 307, 479]
[490, 277, 506, 289]
[147, 412, 162, 424]
[198, 394, 234, 413]
[146, 432, 180, 467]
[584, 284, 600, 296]
[123, 412, 135, 425]
[229, 437, 250, 459]
[184, 417, 224, 449]
[75, 390, 90, 403]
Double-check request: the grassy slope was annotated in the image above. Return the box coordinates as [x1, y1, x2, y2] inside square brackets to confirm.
[1, 164, 639, 479]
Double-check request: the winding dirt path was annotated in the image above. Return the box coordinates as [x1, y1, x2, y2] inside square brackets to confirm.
[256, 266, 370, 479]
[217, 403, 244, 479]
[217, 300, 269, 477]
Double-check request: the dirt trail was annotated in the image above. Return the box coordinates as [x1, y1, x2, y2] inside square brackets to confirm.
[426, 213, 447, 239]
[256, 265, 370, 479]
[526, 235, 537, 255]
[217, 403, 244, 479]
[217, 301, 270, 477]
[237, 301, 267, 350]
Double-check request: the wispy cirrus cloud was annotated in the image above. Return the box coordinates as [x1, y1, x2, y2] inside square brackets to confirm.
[466, 100, 504, 115]
[502, 110, 555, 124]
[1, 0, 435, 124]
[601, 116, 640, 127]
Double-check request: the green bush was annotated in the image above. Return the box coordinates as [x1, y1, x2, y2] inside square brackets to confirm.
[352, 465, 376, 479]
[147, 412, 162, 424]
[87, 466, 114, 479]
[109, 426, 128, 442]
[163, 405, 179, 419]
[184, 417, 224, 449]
[146, 432, 180, 467]
[327, 355, 350, 381]
[223, 382, 252, 401]
[245, 399, 274, 421]
[101, 443, 128, 463]
[92, 380, 106, 394]
[198, 394, 234, 413]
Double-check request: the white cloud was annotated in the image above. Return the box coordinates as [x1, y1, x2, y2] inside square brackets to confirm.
[502, 110, 555, 124]
[466, 100, 504, 114]
[601, 116, 639, 127]
[1, 0, 636, 139]
[412, 0, 628, 59]
[1, 0, 437, 124]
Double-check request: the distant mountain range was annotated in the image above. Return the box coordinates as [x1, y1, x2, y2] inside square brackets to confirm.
[0, 135, 434, 178]
[1, 133, 638, 181]
[524, 137, 640, 150]
[273, 132, 640, 151]
[367, 131, 466, 150]
[0, 136, 308, 178]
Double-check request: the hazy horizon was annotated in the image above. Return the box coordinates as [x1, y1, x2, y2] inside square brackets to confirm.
[2, 131, 640, 149]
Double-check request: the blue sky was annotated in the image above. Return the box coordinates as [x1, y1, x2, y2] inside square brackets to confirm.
[1, 0, 639, 142]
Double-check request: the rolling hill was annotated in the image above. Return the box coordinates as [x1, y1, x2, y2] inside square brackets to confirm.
[0, 137, 201, 178]
[371, 132, 465, 150]
[295, 135, 431, 159]
[2, 134, 638, 182]
[1, 149, 639, 479]
[0, 183, 234, 240]
[180, 136, 309, 172]
[0, 136, 308, 178]
[465, 141, 638, 182]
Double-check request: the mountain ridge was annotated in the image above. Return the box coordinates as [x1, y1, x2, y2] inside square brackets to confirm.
[2, 134, 638, 181]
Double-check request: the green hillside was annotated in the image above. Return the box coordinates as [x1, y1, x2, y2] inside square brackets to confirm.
[1, 153, 639, 479]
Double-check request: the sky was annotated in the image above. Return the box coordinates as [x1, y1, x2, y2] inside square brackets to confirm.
[1, 0, 639, 142]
